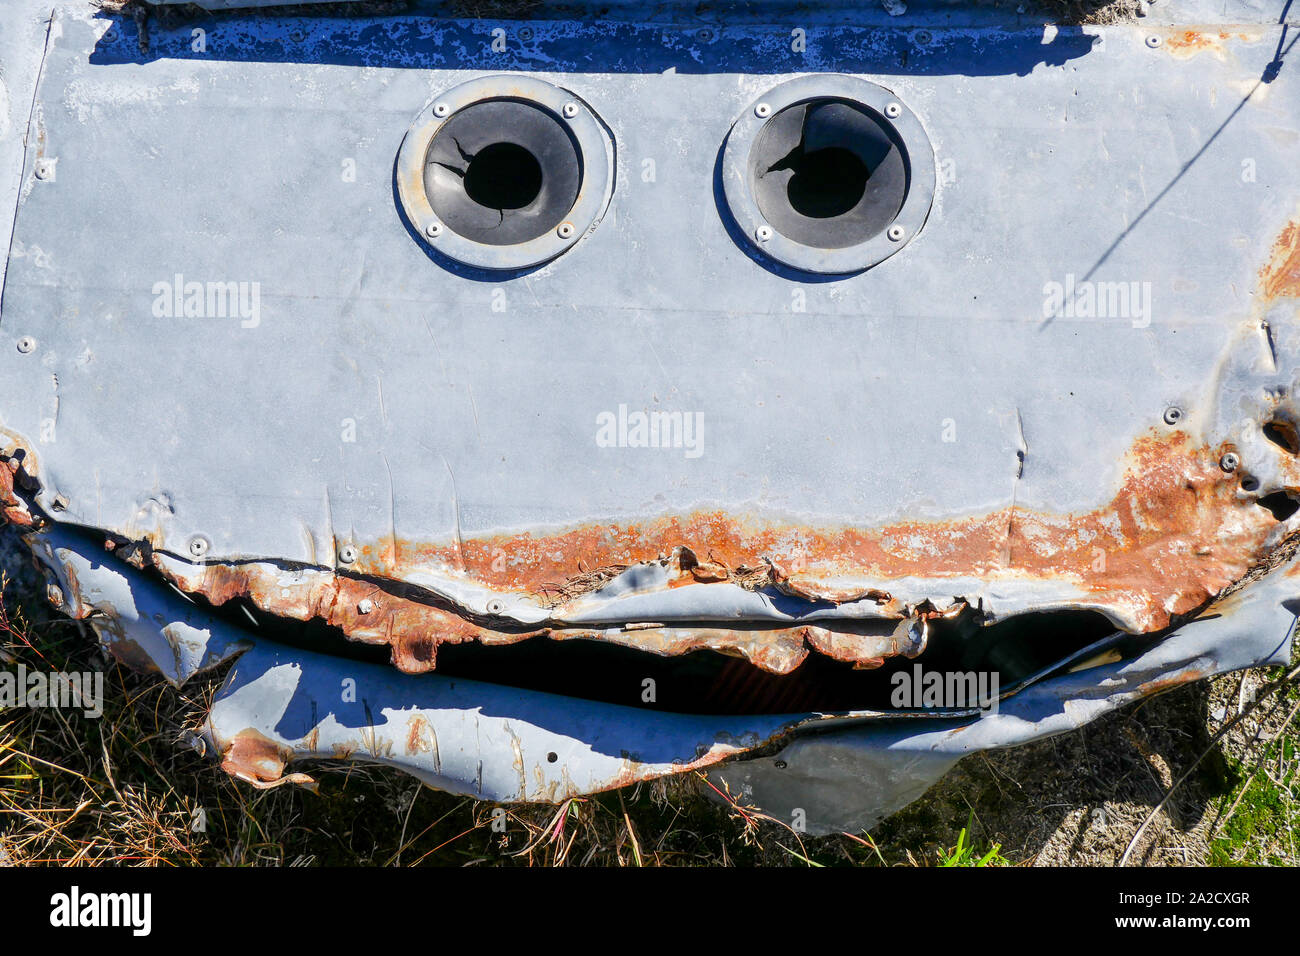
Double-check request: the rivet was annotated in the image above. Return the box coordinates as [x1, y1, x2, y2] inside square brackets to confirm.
[519, 26, 534, 41]
[188, 536, 209, 559]
[562, 102, 579, 119]
[885, 102, 902, 118]
[433, 103, 450, 118]
[1162, 406, 1183, 425]
[1220, 452, 1240, 473]
[16, 336, 36, 354]
[755, 102, 772, 118]
[338, 543, 357, 564]
[915, 30, 932, 44]
[1145, 35, 1162, 48]
[887, 224, 905, 241]
[425, 222, 443, 238]
[487, 599, 505, 614]
[557, 222, 576, 239]
[755, 225, 774, 242]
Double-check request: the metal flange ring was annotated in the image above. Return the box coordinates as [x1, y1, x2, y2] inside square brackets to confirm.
[721, 75, 936, 275]
[396, 75, 614, 271]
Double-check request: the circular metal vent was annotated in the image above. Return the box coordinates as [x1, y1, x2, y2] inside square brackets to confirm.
[721, 76, 935, 275]
[397, 76, 614, 271]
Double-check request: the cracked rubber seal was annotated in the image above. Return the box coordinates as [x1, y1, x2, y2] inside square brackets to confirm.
[395, 75, 614, 271]
[721, 75, 936, 275]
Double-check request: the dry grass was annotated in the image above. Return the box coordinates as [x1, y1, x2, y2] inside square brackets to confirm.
[2, 523, 1297, 867]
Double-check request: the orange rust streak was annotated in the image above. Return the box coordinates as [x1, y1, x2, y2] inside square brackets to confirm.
[220, 729, 290, 784]
[0, 459, 34, 527]
[1261, 220, 1300, 301]
[361, 430, 1282, 632]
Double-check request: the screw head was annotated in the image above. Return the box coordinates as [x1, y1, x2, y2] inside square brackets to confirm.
[755, 102, 772, 118]
[557, 222, 576, 239]
[16, 336, 35, 354]
[425, 222, 443, 238]
[887, 224, 905, 241]
[188, 536, 209, 559]
[885, 102, 902, 118]
[1163, 406, 1183, 425]
[487, 599, 505, 615]
[562, 102, 579, 119]
[755, 225, 774, 242]
[338, 543, 357, 564]
[1220, 452, 1240, 473]
[1146, 35, 1162, 48]
[433, 103, 450, 118]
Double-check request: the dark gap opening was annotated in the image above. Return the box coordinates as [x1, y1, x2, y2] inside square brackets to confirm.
[1257, 490, 1300, 521]
[1264, 419, 1300, 455]
[770, 144, 870, 219]
[462, 142, 542, 211]
[83, 536, 1133, 717]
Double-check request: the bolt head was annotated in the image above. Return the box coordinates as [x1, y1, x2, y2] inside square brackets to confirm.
[755, 103, 772, 118]
[339, 544, 357, 564]
[433, 103, 450, 117]
[1146, 35, 1162, 47]
[887, 224, 905, 241]
[562, 102, 579, 118]
[425, 222, 443, 238]
[755, 225, 773, 242]
[487, 599, 505, 614]
[557, 222, 576, 239]
[885, 102, 902, 118]
[188, 537, 209, 558]
[1163, 406, 1183, 425]
[1220, 452, 1240, 473]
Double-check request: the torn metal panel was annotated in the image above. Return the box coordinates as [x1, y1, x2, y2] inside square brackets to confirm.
[711, 548, 1300, 834]
[30, 525, 251, 683]
[1, 0, 1299, 827]
[3, 5, 1299, 642]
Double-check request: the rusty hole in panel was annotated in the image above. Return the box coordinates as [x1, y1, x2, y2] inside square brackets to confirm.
[1257, 491, 1300, 521]
[1264, 419, 1300, 455]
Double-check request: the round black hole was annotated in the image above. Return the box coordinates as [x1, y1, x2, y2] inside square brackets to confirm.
[784, 146, 870, 219]
[463, 142, 543, 211]
[546, 751, 558, 763]
[748, 99, 909, 250]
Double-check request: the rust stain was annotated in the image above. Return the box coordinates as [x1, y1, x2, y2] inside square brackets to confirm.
[220, 728, 290, 784]
[1261, 219, 1300, 301]
[350, 429, 1292, 635]
[0, 458, 34, 527]
[1164, 30, 1249, 59]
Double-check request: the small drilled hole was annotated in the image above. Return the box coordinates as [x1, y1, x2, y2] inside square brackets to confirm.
[546, 751, 558, 763]
[1263, 420, 1300, 455]
[1241, 476, 1260, 492]
[463, 143, 543, 211]
[1257, 491, 1300, 520]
